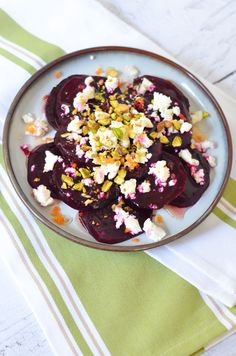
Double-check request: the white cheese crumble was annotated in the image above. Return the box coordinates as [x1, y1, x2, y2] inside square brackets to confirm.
[33, 185, 54, 207]
[75, 145, 85, 158]
[205, 155, 216, 168]
[180, 122, 192, 134]
[148, 161, 170, 184]
[133, 133, 153, 148]
[105, 76, 119, 93]
[95, 111, 110, 121]
[178, 149, 199, 166]
[125, 65, 139, 77]
[137, 180, 151, 193]
[67, 117, 83, 133]
[201, 140, 215, 150]
[153, 92, 172, 112]
[143, 218, 166, 242]
[97, 127, 118, 150]
[43, 151, 59, 172]
[120, 179, 137, 199]
[113, 206, 142, 235]
[61, 104, 70, 116]
[22, 113, 34, 123]
[110, 121, 124, 128]
[172, 106, 181, 116]
[24, 117, 48, 137]
[135, 147, 152, 164]
[193, 168, 205, 185]
[73, 76, 95, 111]
[138, 77, 154, 94]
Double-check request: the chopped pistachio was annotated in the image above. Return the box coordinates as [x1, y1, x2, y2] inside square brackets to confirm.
[98, 118, 111, 126]
[116, 103, 129, 113]
[102, 180, 113, 192]
[157, 122, 165, 132]
[81, 193, 91, 198]
[164, 121, 172, 128]
[172, 136, 182, 147]
[61, 182, 67, 189]
[73, 182, 84, 191]
[172, 120, 181, 130]
[112, 127, 123, 139]
[80, 144, 90, 151]
[114, 176, 125, 185]
[109, 107, 113, 114]
[150, 131, 158, 139]
[110, 100, 118, 108]
[106, 68, 119, 77]
[61, 174, 74, 186]
[72, 108, 78, 115]
[33, 178, 40, 182]
[118, 168, 127, 179]
[111, 113, 117, 120]
[160, 135, 170, 144]
[82, 125, 89, 135]
[203, 111, 209, 118]
[84, 199, 94, 206]
[60, 132, 71, 138]
[79, 167, 91, 179]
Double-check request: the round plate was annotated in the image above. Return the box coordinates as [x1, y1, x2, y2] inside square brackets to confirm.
[3, 46, 232, 251]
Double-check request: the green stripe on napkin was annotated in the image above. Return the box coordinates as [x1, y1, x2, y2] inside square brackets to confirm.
[0, 47, 36, 74]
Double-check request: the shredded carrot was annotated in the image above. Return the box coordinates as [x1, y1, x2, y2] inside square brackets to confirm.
[51, 206, 60, 216]
[55, 70, 61, 79]
[131, 237, 140, 243]
[95, 67, 103, 75]
[156, 215, 163, 224]
[71, 162, 77, 168]
[25, 124, 36, 134]
[52, 215, 65, 225]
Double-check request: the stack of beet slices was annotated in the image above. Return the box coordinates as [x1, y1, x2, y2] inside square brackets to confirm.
[27, 74, 210, 244]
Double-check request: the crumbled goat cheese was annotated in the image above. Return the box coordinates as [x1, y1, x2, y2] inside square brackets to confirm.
[172, 106, 181, 116]
[153, 92, 172, 112]
[192, 168, 205, 185]
[138, 77, 154, 94]
[137, 180, 151, 193]
[180, 122, 192, 133]
[22, 113, 34, 123]
[143, 218, 166, 242]
[125, 65, 139, 77]
[120, 179, 137, 199]
[33, 185, 54, 207]
[73, 76, 95, 111]
[178, 149, 199, 166]
[148, 161, 170, 184]
[205, 155, 216, 167]
[95, 111, 110, 121]
[43, 151, 59, 172]
[113, 206, 142, 235]
[67, 117, 83, 133]
[105, 76, 119, 93]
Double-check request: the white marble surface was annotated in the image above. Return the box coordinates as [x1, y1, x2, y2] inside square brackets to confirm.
[0, 0, 236, 355]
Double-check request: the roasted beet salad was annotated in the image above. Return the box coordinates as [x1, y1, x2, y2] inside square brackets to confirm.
[22, 70, 216, 244]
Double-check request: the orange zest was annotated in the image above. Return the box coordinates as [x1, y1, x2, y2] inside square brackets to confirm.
[51, 206, 67, 225]
[156, 215, 163, 224]
[95, 67, 103, 75]
[192, 126, 207, 143]
[25, 124, 36, 134]
[124, 228, 131, 234]
[131, 237, 140, 243]
[55, 70, 61, 79]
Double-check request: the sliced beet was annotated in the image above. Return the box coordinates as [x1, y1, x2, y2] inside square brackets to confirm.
[27, 142, 60, 198]
[79, 198, 152, 244]
[54, 127, 87, 165]
[133, 75, 190, 121]
[170, 149, 210, 207]
[126, 141, 162, 179]
[45, 76, 76, 130]
[129, 151, 187, 210]
[52, 158, 119, 210]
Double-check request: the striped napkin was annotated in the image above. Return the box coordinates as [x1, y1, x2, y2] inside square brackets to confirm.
[0, 0, 236, 355]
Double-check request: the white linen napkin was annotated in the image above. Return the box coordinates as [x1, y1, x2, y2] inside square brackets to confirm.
[1, 0, 235, 307]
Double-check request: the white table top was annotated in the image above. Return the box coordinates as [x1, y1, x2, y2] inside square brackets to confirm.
[1, 0, 236, 354]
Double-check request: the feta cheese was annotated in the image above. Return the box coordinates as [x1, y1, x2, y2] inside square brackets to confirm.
[105, 76, 119, 93]
[192, 168, 205, 185]
[153, 92, 172, 112]
[95, 111, 110, 121]
[120, 179, 137, 199]
[61, 104, 70, 116]
[82, 178, 93, 186]
[113, 206, 142, 235]
[137, 180, 151, 193]
[22, 113, 34, 123]
[67, 117, 83, 133]
[105, 162, 120, 180]
[84, 76, 94, 86]
[179, 149, 199, 166]
[201, 140, 215, 150]
[205, 155, 216, 168]
[180, 122, 192, 133]
[94, 167, 105, 184]
[75, 145, 85, 158]
[148, 161, 170, 184]
[110, 121, 124, 128]
[73, 77, 95, 111]
[25, 117, 48, 137]
[43, 151, 59, 172]
[138, 77, 153, 94]
[33, 185, 54, 207]
[172, 106, 181, 116]
[97, 127, 117, 150]
[133, 133, 153, 148]
[143, 218, 166, 242]
[125, 65, 139, 77]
